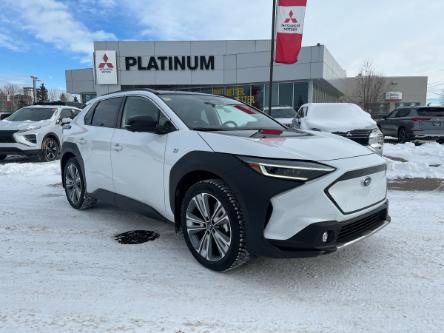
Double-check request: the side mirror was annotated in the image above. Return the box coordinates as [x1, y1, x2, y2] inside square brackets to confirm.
[61, 118, 72, 125]
[126, 116, 157, 132]
[126, 116, 175, 134]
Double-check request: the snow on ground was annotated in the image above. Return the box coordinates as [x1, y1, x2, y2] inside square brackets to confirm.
[384, 142, 444, 179]
[1, 161, 444, 333]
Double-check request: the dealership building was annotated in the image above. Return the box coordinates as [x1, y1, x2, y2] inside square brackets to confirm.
[66, 40, 427, 113]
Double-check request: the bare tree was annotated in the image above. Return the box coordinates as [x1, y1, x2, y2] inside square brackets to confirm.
[59, 92, 67, 103]
[3, 83, 23, 112]
[354, 61, 387, 115]
[48, 88, 59, 102]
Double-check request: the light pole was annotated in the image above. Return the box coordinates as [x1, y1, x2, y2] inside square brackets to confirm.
[30, 75, 40, 104]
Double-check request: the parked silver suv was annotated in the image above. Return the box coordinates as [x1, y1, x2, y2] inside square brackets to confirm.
[0, 105, 81, 162]
[378, 107, 444, 143]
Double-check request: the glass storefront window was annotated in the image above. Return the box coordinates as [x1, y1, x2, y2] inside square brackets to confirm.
[293, 82, 308, 109]
[279, 83, 293, 107]
[212, 87, 226, 96]
[252, 84, 265, 110]
[264, 83, 279, 108]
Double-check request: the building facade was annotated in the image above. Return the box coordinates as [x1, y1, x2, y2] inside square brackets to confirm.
[340, 76, 428, 116]
[66, 40, 346, 109]
[65, 40, 427, 115]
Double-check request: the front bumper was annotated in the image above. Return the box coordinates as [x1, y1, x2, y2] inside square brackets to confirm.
[0, 145, 40, 156]
[267, 202, 390, 257]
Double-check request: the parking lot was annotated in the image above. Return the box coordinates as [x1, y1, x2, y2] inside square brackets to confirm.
[0, 142, 443, 332]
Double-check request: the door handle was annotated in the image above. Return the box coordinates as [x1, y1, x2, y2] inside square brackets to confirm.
[78, 138, 87, 144]
[112, 143, 123, 152]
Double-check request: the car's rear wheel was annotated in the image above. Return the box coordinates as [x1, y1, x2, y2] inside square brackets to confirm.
[181, 179, 250, 272]
[437, 139, 444, 144]
[63, 158, 97, 210]
[0, 155, 6, 161]
[40, 137, 60, 162]
[397, 127, 409, 143]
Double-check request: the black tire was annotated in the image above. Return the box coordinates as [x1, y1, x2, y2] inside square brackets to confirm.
[437, 139, 444, 145]
[0, 155, 6, 161]
[40, 136, 60, 162]
[63, 158, 97, 210]
[181, 179, 250, 272]
[397, 127, 409, 143]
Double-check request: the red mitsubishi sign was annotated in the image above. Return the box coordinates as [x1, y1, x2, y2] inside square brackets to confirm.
[275, 0, 307, 64]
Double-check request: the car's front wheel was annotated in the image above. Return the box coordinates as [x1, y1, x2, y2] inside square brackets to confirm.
[181, 179, 250, 272]
[40, 137, 60, 162]
[63, 158, 97, 210]
[0, 155, 6, 161]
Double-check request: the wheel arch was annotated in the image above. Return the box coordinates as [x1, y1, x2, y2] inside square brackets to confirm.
[173, 169, 223, 231]
[60, 142, 86, 190]
[42, 132, 61, 147]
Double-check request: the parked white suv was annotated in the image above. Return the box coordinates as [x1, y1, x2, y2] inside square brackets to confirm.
[0, 105, 81, 162]
[294, 103, 384, 155]
[61, 90, 390, 271]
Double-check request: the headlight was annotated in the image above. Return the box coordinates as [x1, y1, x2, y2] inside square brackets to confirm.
[368, 128, 384, 155]
[239, 156, 336, 182]
[369, 128, 384, 146]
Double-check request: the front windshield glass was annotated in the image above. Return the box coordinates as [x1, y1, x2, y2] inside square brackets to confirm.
[271, 108, 297, 118]
[7, 107, 56, 122]
[160, 94, 284, 131]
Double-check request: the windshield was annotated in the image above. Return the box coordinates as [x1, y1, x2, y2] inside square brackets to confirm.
[270, 107, 297, 118]
[7, 107, 56, 122]
[160, 94, 284, 131]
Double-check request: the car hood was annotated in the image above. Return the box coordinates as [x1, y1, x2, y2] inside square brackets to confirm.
[301, 116, 377, 132]
[198, 129, 374, 162]
[0, 120, 51, 131]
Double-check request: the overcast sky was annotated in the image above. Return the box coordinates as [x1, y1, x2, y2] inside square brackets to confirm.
[0, 0, 442, 101]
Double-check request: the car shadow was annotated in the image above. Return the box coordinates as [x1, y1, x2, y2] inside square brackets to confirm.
[0, 155, 60, 164]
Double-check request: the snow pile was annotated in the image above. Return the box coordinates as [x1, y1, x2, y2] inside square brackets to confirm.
[384, 142, 444, 179]
[1, 162, 444, 332]
[0, 161, 60, 178]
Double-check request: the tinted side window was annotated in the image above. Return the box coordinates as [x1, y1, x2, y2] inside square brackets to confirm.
[395, 109, 410, 118]
[59, 109, 73, 120]
[91, 98, 123, 128]
[84, 103, 98, 125]
[121, 96, 160, 129]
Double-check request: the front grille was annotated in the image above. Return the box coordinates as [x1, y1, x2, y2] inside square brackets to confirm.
[334, 129, 372, 146]
[337, 209, 387, 243]
[0, 130, 17, 143]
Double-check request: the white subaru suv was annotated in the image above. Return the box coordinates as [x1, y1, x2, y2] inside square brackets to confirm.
[0, 105, 81, 162]
[61, 90, 390, 271]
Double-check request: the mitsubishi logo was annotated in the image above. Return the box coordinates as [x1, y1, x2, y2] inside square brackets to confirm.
[346, 132, 353, 137]
[361, 177, 372, 187]
[284, 10, 298, 24]
[98, 53, 114, 69]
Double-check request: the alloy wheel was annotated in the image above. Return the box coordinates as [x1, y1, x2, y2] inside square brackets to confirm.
[65, 163, 83, 205]
[185, 193, 232, 261]
[44, 138, 59, 161]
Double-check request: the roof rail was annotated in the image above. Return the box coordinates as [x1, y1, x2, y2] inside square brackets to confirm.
[101, 88, 159, 97]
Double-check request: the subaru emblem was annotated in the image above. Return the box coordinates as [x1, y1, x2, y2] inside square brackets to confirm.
[362, 177, 372, 187]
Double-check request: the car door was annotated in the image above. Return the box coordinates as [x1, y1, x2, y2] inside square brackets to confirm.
[392, 109, 411, 135]
[80, 97, 123, 193]
[110, 95, 169, 215]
